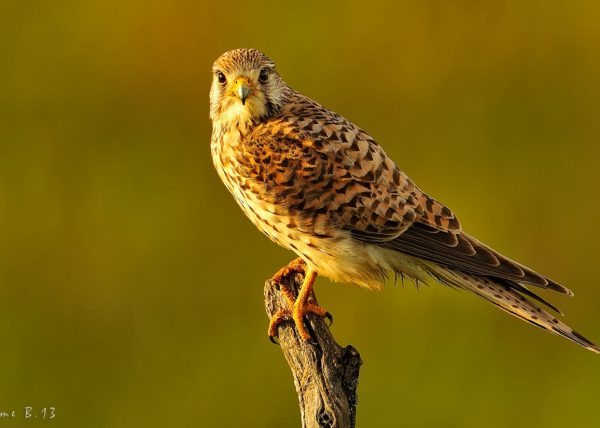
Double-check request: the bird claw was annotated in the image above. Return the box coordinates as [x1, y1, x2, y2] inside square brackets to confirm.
[325, 312, 334, 327]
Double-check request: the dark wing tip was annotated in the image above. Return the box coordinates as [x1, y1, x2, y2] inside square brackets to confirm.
[543, 277, 574, 296]
[504, 280, 564, 315]
[464, 234, 574, 296]
[555, 328, 600, 354]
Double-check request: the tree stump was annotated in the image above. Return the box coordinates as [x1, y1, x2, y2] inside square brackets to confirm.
[264, 272, 362, 428]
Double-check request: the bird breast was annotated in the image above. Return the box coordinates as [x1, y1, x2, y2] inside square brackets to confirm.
[211, 122, 300, 247]
[211, 121, 345, 267]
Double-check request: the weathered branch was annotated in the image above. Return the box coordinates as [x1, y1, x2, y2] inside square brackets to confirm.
[264, 272, 362, 428]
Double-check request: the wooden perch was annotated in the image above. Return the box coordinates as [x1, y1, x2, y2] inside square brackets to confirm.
[264, 272, 362, 428]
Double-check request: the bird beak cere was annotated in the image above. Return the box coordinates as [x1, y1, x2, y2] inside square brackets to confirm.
[233, 77, 252, 105]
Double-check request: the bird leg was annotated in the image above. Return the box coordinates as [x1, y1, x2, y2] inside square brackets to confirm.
[268, 259, 332, 342]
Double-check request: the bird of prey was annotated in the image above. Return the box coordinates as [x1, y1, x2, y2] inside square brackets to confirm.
[209, 48, 598, 354]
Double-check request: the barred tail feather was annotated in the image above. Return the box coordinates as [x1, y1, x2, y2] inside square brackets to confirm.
[425, 263, 600, 354]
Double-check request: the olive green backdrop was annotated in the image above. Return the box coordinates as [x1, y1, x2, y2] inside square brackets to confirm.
[1, 1, 599, 427]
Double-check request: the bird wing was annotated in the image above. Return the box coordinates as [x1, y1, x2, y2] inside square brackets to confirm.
[316, 118, 573, 294]
[242, 93, 570, 295]
[333, 135, 571, 294]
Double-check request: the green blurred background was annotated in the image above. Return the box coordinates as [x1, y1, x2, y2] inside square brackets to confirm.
[1, 1, 599, 426]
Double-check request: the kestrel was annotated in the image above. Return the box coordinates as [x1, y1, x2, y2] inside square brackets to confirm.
[210, 48, 598, 354]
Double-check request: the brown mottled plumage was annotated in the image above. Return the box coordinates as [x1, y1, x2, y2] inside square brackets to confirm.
[210, 48, 598, 353]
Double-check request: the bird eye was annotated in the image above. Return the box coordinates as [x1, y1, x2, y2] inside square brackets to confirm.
[217, 71, 226, 84]
[259, 68, 269, 83]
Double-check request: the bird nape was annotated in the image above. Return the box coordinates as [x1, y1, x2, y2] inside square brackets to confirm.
[209, 48, 599, 355]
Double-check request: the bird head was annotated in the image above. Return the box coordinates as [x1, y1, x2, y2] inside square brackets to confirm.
[210, 49, 288, 128]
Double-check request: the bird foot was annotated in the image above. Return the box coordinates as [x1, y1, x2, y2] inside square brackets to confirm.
[268, 259, 332, 343]
[268, 301, 332, 343]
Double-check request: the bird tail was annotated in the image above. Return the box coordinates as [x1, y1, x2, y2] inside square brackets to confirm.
[423, 263, 600, 354]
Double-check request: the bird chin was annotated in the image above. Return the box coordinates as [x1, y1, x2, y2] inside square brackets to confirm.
[220, 97, 265, 128]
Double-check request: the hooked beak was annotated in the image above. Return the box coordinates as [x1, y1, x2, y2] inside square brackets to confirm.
[232, 77, 252, 105]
